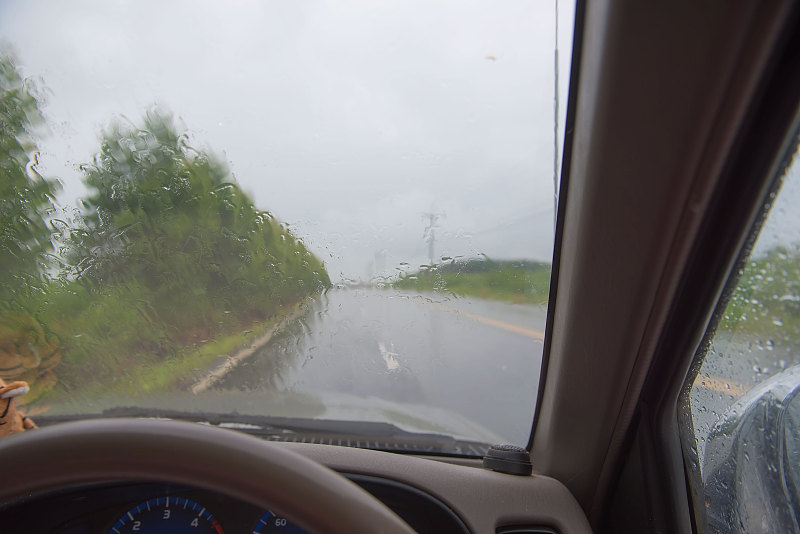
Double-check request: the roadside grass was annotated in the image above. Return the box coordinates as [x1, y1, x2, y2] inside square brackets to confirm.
[393, 260, 551, 305]
[34, 300, 304, 407]
[716, 246, 800, 349]
[118, 302, 302, 395]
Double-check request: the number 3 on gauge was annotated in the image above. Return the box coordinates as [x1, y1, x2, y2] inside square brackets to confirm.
[108, 497, 224, 533]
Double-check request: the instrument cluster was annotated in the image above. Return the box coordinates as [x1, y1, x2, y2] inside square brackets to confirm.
[0, 475, 470, 533]
[5, 483, 300, 534]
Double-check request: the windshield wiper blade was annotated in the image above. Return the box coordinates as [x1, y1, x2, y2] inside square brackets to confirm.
[34, 408, 492, 457]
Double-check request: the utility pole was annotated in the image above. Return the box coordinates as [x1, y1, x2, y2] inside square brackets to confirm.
[422, 212, 444, 265]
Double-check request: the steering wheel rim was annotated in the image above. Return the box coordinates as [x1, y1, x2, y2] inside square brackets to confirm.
[0, 418, 417, 534]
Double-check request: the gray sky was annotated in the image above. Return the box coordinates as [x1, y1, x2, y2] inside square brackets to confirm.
[752, 146, 800, 258]
[1, 0, 575, 281]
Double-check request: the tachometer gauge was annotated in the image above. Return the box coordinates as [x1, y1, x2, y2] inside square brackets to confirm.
[108, 496, 224, 533]
[253, 511, 309, 533]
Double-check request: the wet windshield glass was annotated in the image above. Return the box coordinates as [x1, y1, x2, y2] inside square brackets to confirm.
[0, 0, 574, 453]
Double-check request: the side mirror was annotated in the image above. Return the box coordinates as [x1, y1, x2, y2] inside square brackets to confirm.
[702, 365, 800, 534]
[783, 385, 800, 526]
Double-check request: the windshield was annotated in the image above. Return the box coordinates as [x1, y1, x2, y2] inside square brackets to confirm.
[0, 0, 574, 454]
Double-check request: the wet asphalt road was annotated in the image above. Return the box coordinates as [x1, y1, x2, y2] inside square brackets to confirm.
[215, 288, 548, 446]
[213, 288, 796, 454]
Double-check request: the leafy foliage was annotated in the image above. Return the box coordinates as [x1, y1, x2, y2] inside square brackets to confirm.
[0, 52, 60, 305]
[0, 52, 63, 401]
[720, 245, 800, 346]
[43, 110, 331, 386]
[71, 110, 329, 327]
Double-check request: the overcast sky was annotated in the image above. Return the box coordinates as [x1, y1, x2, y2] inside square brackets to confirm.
[1, 0, 575, 281]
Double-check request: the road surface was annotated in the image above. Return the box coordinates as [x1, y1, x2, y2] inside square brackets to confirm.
[215, 288, 547, 446]
[213, 288, 795, 455]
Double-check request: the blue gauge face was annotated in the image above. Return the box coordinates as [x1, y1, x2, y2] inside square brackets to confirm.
[108, 497, 224, 534]
[253, 511, 310, 533]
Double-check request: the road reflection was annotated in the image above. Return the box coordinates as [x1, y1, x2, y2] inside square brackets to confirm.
[216, 288, 547, 445]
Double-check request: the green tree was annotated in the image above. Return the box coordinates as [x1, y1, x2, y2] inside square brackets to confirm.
[721, 245, 800, 341]
[0, 52, 60, 305]
[0, 52, 63, 401]
[72, 109, 329, 344]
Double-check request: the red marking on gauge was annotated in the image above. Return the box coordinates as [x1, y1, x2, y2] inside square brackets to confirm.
[212, 519, 225, 534]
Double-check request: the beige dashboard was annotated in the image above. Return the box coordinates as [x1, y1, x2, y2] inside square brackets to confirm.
[0, 420, 592, 534]
[284, 442, 593, 534]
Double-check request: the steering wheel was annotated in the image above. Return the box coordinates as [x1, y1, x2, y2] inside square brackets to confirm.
[0, 419, 417, 534]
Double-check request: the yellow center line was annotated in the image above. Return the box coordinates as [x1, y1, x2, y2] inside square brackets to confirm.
[695, 374, 749, 397]
[461, 311, 545, 340]
[427, 302, 545, 340]
[419, 299, 753, 398]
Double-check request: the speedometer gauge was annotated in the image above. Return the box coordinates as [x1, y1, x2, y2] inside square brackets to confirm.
[253, 511, 309, 533]
[108, 496, 224, 534]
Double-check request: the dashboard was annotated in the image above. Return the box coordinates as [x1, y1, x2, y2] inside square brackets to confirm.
[0, 421, 593, 534]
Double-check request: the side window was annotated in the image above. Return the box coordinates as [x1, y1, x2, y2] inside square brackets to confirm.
[680, 142, 800, 534]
